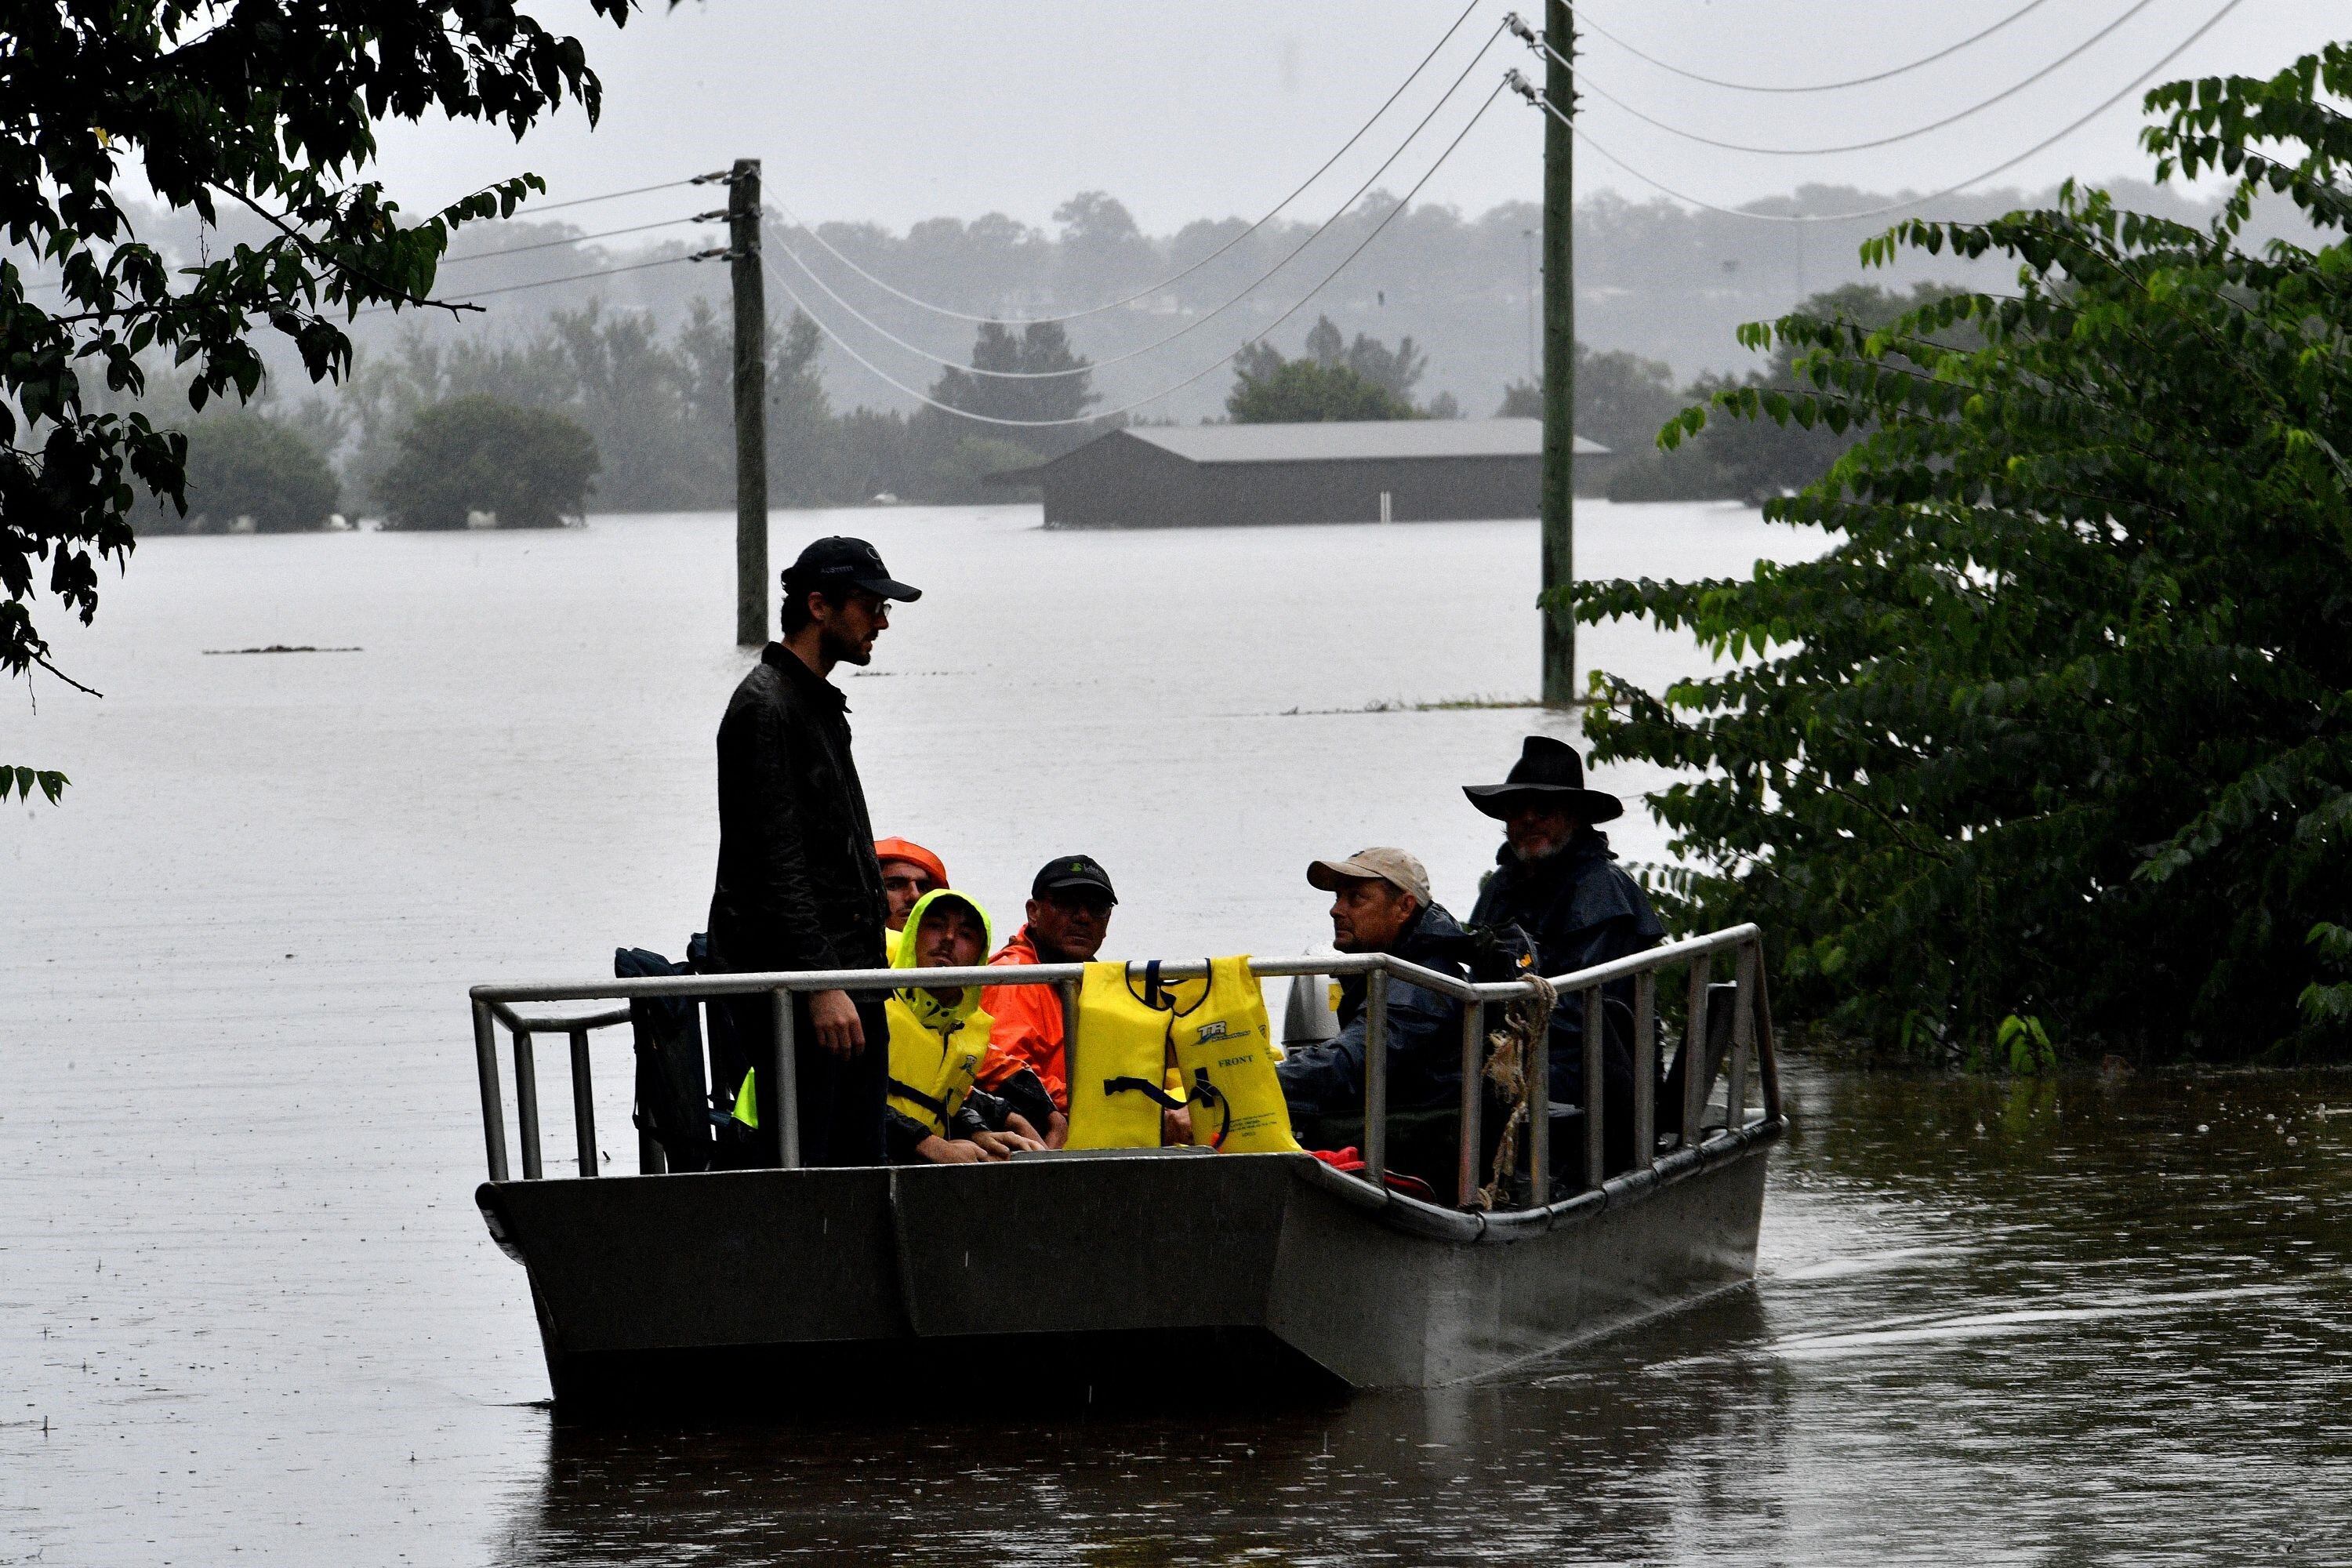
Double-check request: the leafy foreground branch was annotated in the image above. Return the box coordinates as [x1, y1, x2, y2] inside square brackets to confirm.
[1, 0, 659, 790]
[3, 767, 68, 806]
[1563, 44, 2352, 1065]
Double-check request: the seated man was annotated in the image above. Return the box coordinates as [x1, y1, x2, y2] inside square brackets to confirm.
[883, 888, 1052, 1164]
[1464, 735, 1663, 1175]
[1277, 848, 1471, 1148]
[975, 855, 1111, 1146]
[874, 837, 946, 934]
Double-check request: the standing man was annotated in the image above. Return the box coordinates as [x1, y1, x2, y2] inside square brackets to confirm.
[1465, 735, 1664, 1175]
[706, 536, 921, 1167]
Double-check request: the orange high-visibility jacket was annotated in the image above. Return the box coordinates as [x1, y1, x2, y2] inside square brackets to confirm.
[975, 926, 1069, 1109]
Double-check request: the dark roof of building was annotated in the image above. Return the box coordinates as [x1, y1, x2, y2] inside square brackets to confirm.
[986, 418, 1608, 484]
[1122, 418, 1606, 464]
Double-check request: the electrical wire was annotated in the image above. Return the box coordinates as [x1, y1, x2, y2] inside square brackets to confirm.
[438, 212, 726, 267]
[1509, 0, 2250, 225]
[764, 82, 1507, 427]
[768, 4, 1499, 327]
[519, 173, 728, 215]
[1570, 0, 2063, 95]
[16, 188, 728, 295]
[1559, 0, 2183, 158]
[357, 250, 725, 317]
[759, 26, 1508, 381]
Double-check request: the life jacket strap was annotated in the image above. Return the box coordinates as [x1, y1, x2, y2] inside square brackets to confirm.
[1188, 1069, 1234, 1151]
[888, 1076, 951, 1117]
[1102, 1075, 1188, 1112]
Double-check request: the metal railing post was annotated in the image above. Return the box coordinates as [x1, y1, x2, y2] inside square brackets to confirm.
[772, 988, 802, 1170]
[1363, 967, 1390, 1181]
[1058, 978, 1081, 1118]
[568, 1028, 597, 1177]
[512, 1028, 543, 1180]
[1682, 953, 1711, 1149]
[1728, 942, 1757, 1133]
[1582, 987, 1604, 1191]
[1632, 969, 1656, 1167]
[1528, 1003, 1549, 1204]
[1457, 997, 1485, 1207]
[472, 999, 510, 1182]
[1754, 951, 1783, 1122]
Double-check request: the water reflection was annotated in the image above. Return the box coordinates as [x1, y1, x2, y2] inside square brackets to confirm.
[495, 1065, 2352, 1567]
[498, 1291, 1788, 1566]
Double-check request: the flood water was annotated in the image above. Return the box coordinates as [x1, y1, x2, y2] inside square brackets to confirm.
[6, 504, 2348, 1564]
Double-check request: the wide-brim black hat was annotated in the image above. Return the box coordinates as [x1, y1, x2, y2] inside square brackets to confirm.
[1462, 735, 1623, 824]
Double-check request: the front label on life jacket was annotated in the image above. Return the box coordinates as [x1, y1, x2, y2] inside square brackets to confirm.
[1173, 956, 1302, 1153]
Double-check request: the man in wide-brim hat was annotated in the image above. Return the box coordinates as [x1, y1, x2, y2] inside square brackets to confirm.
[1465, 735, 1664, 1178]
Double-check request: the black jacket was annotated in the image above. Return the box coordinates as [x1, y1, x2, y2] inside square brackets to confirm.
[705, 644, 888, 975]
[1468, 827, 1663, 1102]
[1278, 902, 1472, 1118]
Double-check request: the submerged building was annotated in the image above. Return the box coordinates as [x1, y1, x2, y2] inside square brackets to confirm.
[986, 417, 1610, 529]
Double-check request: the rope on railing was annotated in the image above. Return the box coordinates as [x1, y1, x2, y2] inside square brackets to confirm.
[1476, 974, 1556, 1210]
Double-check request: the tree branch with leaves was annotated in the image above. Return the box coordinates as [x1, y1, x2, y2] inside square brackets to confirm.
[1, 0, 665, 805]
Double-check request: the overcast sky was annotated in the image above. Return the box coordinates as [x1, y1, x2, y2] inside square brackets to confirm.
[373, 0, 2346, 235]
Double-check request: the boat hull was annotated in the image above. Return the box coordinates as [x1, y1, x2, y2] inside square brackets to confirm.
[477, 1122, 1777, 1414]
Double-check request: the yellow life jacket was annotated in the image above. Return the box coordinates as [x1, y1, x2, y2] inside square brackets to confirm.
[1063, 957, 1302, 1153]
[884, 889, 996, 1138]
[1171, 956, 1301, 1154]
[1062, 960, 1185, 1149]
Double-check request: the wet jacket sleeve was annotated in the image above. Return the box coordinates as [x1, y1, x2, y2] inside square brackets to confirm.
[717, 695, 843, 972]
[884, 1106, 934, 1163]
[1278, 976, 1457, 1118]
[974, 981, 1068, 1108]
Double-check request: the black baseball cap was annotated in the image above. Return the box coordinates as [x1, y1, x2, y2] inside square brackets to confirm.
[782, 535, 921, 602]
[1032, 854, 1117, 904]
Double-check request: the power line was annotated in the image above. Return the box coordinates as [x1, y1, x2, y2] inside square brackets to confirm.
[1559, 0, 2181, 158]
[520, 173, 729, 215]
[15, 190, 729, 295]
[768, 5, 1501, 328]
[760, 25, 1508, 381]
[438, 212, 726, 267]
[767, 82, 1508, 427]
[357, 249, 726, 317]
[1568, 0, 2063, 95]
[1507, 0, 2250, 225]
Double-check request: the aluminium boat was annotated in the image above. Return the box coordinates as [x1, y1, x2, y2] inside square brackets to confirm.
[466, 926, 1782, 1413]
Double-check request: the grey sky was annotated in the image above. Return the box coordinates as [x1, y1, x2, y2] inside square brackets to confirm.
[375, 0, 2346, 234]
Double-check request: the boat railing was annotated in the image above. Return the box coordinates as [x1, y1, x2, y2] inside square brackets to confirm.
[466, 923, 1778, 1210]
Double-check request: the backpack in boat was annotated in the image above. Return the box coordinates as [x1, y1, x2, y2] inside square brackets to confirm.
[615, 944, 713, 1173]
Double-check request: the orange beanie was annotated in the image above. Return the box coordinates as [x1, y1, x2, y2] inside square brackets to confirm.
[873, 837, 947, 887]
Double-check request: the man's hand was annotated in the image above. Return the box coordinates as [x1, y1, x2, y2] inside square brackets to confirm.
[1045, 1111, 1070, 1150]
[808, 988, 864, 1058]
[917, 1134, 987, 1164]
[971, 1127, 1044, 1160]
[1163, 1105, 1194, 1147]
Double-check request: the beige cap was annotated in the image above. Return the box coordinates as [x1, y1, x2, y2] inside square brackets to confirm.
[1306, 847, 1430, 906]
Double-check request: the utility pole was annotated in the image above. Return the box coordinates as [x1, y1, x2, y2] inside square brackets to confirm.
[1539, 2, 1577, 707]
[1522, 227, 1538, 382]
[728, 158, 768, 648]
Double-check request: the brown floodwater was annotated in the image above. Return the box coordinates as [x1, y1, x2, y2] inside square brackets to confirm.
[482, 1066, 2352, 1567]
[7, 509, 2347, 1564]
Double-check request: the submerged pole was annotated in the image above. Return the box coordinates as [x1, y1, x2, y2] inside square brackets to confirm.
[1539, 1, 1577, 706]
[730, 157, 768, 648]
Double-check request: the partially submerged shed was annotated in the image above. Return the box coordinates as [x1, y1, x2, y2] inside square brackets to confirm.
[986, 417, 1610, 528]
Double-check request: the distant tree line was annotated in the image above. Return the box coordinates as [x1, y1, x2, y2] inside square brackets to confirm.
[136, 304, 1528, 526]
